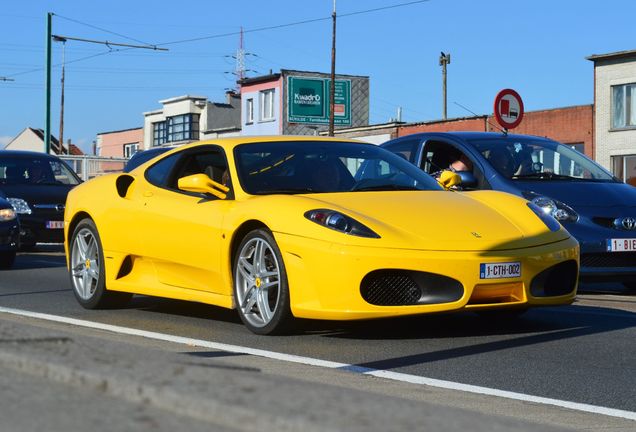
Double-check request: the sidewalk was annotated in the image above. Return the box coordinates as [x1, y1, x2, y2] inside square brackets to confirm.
[0, 312, 587, 432]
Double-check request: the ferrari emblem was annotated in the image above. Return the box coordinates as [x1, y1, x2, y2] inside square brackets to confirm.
[85, 259, 91, 269]
[255, 277, 262, 288]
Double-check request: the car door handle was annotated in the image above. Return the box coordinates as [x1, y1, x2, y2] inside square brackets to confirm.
[143, 191, 153, 197]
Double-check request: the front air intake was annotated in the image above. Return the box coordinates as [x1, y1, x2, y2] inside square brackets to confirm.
[361, 270, 464, 306]
[530, 260, 578, 297]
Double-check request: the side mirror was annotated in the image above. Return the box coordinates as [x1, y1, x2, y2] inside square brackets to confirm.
[437, 170, 462, 190]
[457, 171, 478, 188]
[178, 174, 229, 199]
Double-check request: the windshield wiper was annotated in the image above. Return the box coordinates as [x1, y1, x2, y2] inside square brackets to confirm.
[511, 172, 583, 181]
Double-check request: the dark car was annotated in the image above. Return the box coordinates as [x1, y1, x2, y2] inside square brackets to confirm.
[0, 190, 19, 268]
[381, 132, 636, 289]
[123, 147, 171, 173]
[0, 151, 81, 247]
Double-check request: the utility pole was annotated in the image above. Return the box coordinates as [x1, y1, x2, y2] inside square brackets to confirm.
[45, 12, 52, 153]
[328, 0, 337, 136]
[44, 12, 168, 154]
[439, 52, 450, 120]
[54, 35, 67, 154]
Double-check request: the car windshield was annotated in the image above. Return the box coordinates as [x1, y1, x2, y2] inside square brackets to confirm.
[124, 147, 171, 173]
[0, 157, 80, 185]
[234, 141, 442, 194]
[469, 137, 617, 182]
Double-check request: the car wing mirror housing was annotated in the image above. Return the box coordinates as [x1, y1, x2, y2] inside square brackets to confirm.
[458, 171, 478, 188]
[178, 174, 229, 199]
[437, 170, 462, 190]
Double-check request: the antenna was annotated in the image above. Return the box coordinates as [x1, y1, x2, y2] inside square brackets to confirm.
[236, 27, 245, 84]
[225, 27, 257, 92]
[453, 101, 506, 134]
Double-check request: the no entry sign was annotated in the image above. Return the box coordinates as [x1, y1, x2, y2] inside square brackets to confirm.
[494, 89, 524, 129]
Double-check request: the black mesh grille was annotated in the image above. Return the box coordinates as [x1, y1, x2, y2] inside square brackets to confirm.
[360, 270, 464, 306]
[362, 273, 421, 306]
[581, 252, 636, 268]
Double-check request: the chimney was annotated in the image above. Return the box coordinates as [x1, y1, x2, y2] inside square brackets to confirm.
[226, 90, 241, 108]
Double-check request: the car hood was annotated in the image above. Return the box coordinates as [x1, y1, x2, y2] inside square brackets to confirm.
[0, 184, 74, 205]
[515, 180, 636, 208]
[258, 191, 570, 251]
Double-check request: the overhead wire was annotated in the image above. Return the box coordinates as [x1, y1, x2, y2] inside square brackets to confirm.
[3, 1, 431, 84]
[156, 0, 431, 47]
[53, 13, 155, 47]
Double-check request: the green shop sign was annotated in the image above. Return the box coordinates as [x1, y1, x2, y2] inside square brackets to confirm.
[287, 76, 351, 125]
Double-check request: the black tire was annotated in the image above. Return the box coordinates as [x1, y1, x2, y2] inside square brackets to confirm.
[233, 229, 293, 335]
[69, 218, 132, 309]
[0, 251, 16, 269]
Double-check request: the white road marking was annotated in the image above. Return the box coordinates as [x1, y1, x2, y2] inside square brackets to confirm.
[1, 306, 635, 422]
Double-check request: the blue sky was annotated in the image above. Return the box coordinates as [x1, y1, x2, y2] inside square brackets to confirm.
[1, 0, 634, 152]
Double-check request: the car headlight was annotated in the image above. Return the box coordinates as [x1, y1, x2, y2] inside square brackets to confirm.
[0, 208, 16, 221]
[304, 209, 380, 238]
[7, 198, 32, 215]
[527, 202, 562, 232]
[523, 192, 578, 222]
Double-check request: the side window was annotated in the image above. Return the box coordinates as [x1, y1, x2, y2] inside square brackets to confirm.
[421, 140, 466, 174]
[421, 140, 489, 189]
[167, 147, 232, 197]
[145, 152, 181, 187]
[385, 139, 419, 162]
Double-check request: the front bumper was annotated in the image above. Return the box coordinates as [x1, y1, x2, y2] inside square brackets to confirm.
[0, 220, 20, 252]
[18, 211, 65, 245]
[570, 229, 636, 280]
[276, 233, 579, 320]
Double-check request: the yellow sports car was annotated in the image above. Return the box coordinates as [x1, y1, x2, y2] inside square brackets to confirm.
[64, 136, 579, 334]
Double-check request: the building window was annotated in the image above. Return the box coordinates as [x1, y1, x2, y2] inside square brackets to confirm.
[611, 83, 636, 129]
[246, 98, 254, 124]
[124, 143, 139, 158]
[167, 114, 200, 142]
[153, 121, 167, 146]
[260, 89, 275, 121]
[612, 155, 636, 186]
[568, 143, 584, 154]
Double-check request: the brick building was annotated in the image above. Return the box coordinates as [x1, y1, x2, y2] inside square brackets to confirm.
[330, 105, 593, 158]
[398, 105, 593, 157]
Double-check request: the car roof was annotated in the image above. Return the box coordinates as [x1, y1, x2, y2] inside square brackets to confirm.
[125, 136, 373, 174]
[175, 135, 367, 152]
[0, 150, 66, 160]
[389, 131, 555, 143]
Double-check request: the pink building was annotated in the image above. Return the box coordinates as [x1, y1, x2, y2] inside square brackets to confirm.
[96, 127, 143, 158]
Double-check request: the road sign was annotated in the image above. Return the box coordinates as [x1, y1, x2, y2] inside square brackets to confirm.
[494, 89, 524, 129]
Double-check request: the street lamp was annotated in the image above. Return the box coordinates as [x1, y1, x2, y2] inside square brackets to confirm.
[53, 35, 67, 154]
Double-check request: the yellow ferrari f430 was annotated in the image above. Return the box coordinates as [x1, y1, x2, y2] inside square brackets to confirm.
[64, 137, 579, 334]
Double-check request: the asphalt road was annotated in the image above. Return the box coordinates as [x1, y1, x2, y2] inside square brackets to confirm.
[1, 246, 635, 431]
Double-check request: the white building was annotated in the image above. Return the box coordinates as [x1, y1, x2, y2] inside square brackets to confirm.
[588, 49, 636, 185]
[143, 93, 241, 150]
